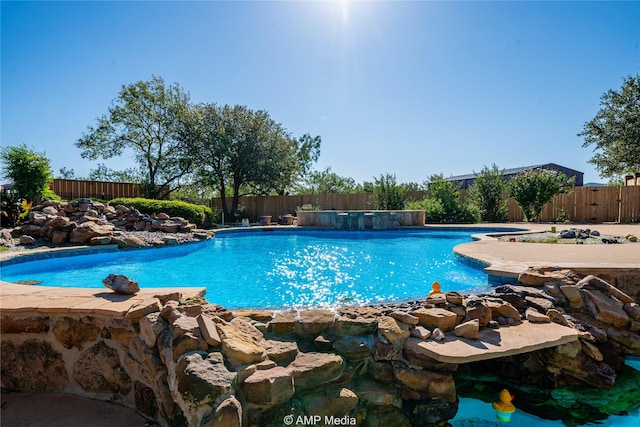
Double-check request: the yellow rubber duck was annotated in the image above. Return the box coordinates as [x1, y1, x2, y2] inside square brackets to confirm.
[492, 389, 516, 421]
[429, 281, 443, 296]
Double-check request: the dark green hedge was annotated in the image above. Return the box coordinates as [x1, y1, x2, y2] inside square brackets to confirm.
[109, 197, 215, 228]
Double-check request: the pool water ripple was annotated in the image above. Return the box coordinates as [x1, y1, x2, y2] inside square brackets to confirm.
[1, 228, 517, 309]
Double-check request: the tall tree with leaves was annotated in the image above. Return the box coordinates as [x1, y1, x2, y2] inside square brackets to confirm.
[188, 103, 320, 219]
[292, 167, 358, 194]
[579, 74, 640, 180]
[468, 164, 508, 222]
[76, 76, 195, 199]
[0, 144, 54, 203]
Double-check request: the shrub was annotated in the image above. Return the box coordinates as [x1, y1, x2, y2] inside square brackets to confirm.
[368, 173, 409, 210]
[508, 168, 575, 222]
[0, 144, 54, 203]
[468, 164, 508, 222]
[108, 197, 216, 228]
[408, 175, 480, 223]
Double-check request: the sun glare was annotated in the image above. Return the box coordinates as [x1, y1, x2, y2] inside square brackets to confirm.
[337, 0, 350, 25]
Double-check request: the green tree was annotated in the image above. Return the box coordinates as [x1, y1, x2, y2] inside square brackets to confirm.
[292, 167, 358, 194]
[188, 103, 320, 219]
[579, 74, 640, 180]
[76, 76, 194, 199]
[88, 163, 138, 183]
[409, 174, 480, 223]
[57, 167, 76, 179]
[468, 164, 508, 222]
[0, 144, 54, 203]
[508, 168, 575, 222]
[368, 174, 408, 210]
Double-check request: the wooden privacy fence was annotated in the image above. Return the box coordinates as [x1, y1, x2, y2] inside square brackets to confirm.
[51, 179, 139, 201]
[212, 186, 640, 223]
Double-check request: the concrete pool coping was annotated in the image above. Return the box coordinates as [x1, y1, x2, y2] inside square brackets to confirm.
[449, 223, 640, 280]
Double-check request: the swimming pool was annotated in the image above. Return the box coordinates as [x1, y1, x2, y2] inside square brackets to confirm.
[0, 227, 519, 309]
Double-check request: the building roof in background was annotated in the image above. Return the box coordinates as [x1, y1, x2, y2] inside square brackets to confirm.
[445, 163, 583, 181]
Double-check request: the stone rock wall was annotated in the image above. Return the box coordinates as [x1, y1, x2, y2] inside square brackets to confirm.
[7, 199, 211, 248]
[1, 269, 639, 426]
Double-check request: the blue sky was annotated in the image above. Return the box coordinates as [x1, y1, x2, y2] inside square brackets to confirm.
[2, 1, 639, 186]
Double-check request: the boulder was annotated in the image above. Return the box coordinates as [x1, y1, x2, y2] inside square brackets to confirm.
[410, 326, 432, 340]
[518, 269, 573, 287]
[262, 339, 299, 365]
[69, 221, 114, 244]
[210, 396, 242, 427]
[90, 236, 112, 245]
[139, 312, 168, 347]
[464, 301, 492, 326]
[0, 228, 16, 247]
[102, 274, 140, 295]
[560, 285, 583, 303]
[19, 235, 36, 245]
[175, 352, 235, 403]
[390, 311, 419, 325]
[547, 308, 570, 326]
[52, 316, 100, 350]
[392, 363, 456, 402]
[432, 328, 446, 341]
[526, 308, 551, 323]
[413, 307, 458, 331]
[124, 298, 162, 321]
[332, 335, 373, 361]
[454, 319, 479, 339]
[352, 377, 398, 407]
[577, 275, 634, 304]
[196, 314, 221, 347]
[584, 290, 629, 328]
[299, 386, 359, 418]
[73, 341, 132, 395]
[288, 352, 344, 392]
[242, 366, 294, 405]
[0, 340, 69, 391]
[51, 230, 68, 244]
[485, 299, 522, 322]
[377, 316, 411, 346]
[216, 322, 267, 365]
[172, 332, 208, 362]
[297, 309, 335, 335]
[269, 310, 297, 334]
[1, 315, 49, 334]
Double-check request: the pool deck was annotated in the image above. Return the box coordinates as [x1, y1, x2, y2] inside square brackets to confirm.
[0, 281, 206, 316]
[450, 223, 640, 279]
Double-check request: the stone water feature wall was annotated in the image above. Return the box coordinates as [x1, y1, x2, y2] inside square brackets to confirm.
[296, 210, 425, 230]
[1, 268, 640, 426]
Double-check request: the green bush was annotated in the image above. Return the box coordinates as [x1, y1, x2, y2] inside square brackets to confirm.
[408, 175, 480, 223]
[108, 197, 216, 228]
[468, 164, 508, 222]
[508, 168, 575, 222]
[368, 173, 409, 210]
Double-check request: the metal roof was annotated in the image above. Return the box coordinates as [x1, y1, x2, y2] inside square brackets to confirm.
[445, 163, 583, 181]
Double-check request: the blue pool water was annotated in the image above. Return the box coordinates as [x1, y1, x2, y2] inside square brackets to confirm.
[0, 228, 516, 309]
[453, 358, 640, 427]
